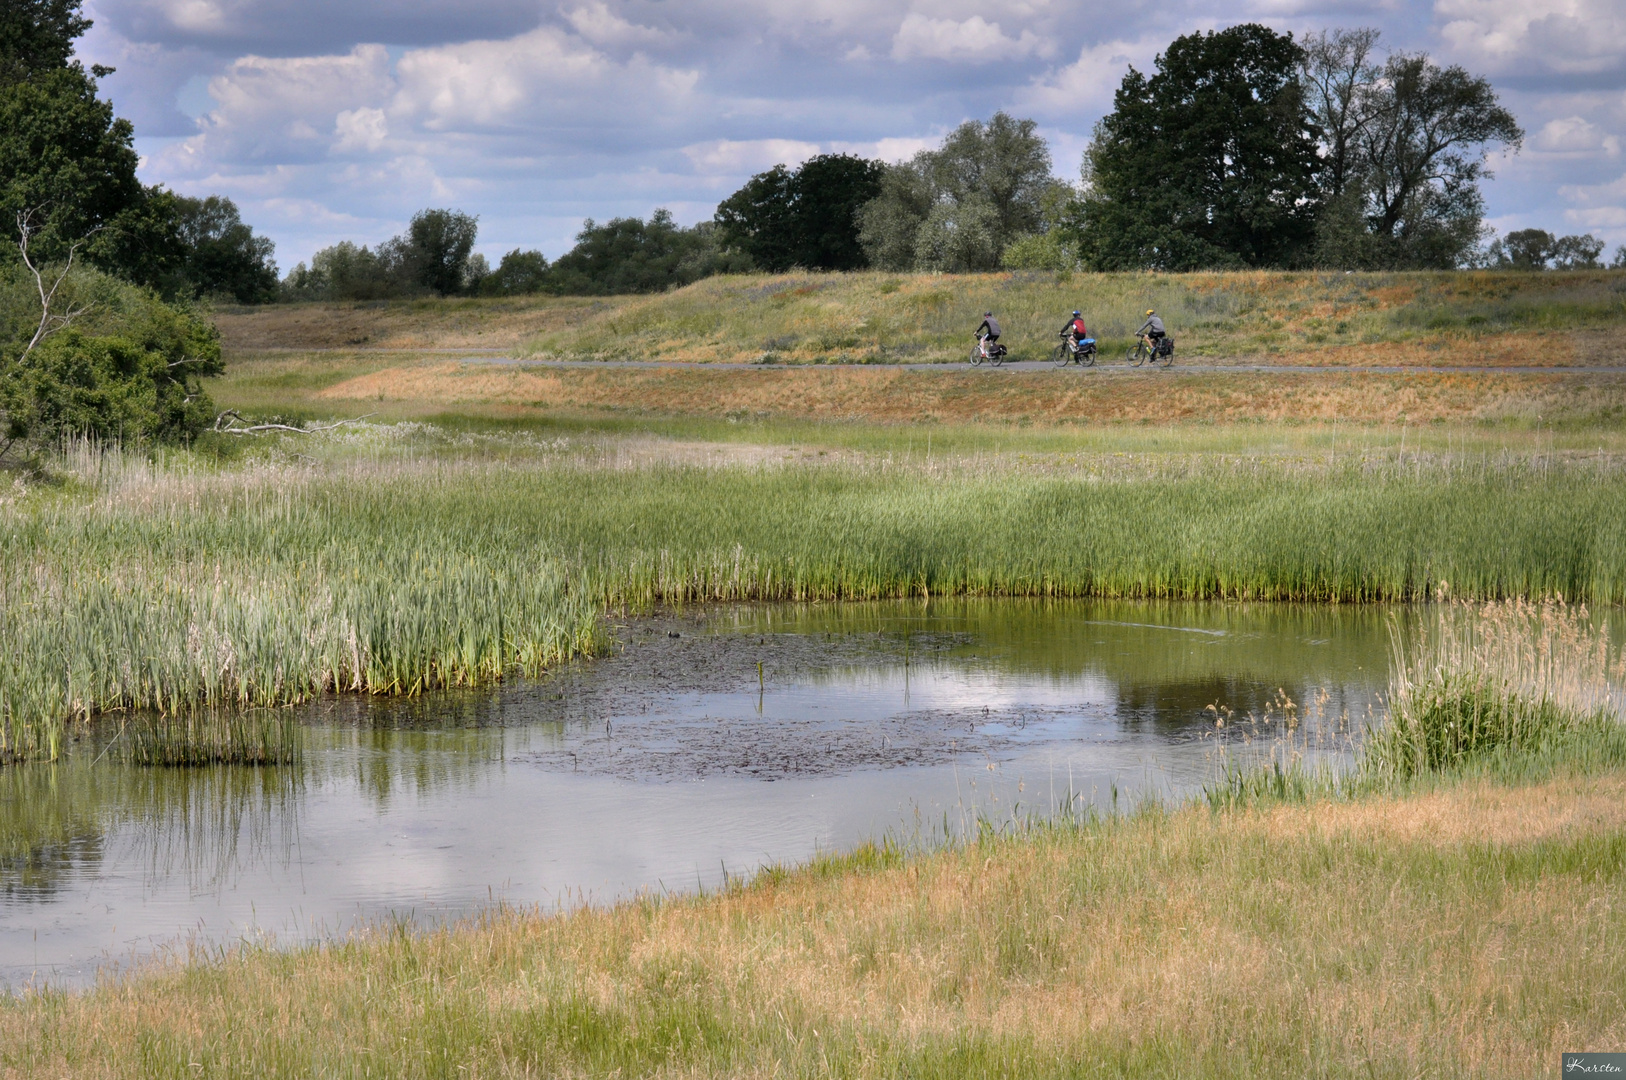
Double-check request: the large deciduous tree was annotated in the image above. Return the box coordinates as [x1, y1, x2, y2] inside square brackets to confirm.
[715, 154, 884, 272]
[0, 0, 187, 289]
[0, 0, 90, 84]
[166, 195, 279, 303]
[1302, 30, 1522, 268]
[858, 113, 1060, 272]
[546, 210, 748, 295]
[1069, 24, 1322, 271]
[407, 208, 479, 297]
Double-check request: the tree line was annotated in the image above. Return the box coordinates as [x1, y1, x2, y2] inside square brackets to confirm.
[327, 22, 1611, 297]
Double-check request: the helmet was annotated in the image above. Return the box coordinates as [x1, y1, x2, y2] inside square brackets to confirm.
[1072, 310, 1081, 316]
[1146, 309, 1155, 316]
[984, 311, 993, 316]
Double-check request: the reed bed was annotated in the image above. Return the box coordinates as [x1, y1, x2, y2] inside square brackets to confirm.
[1368, 600, 1626, 778]
[3, 432, 1625, 762]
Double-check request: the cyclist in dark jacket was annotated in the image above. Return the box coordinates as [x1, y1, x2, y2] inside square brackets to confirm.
[1060, 310, 1088, 345]
[976, 312, 1002, 343]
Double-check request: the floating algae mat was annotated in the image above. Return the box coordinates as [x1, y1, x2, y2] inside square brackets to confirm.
[0, 599, 1397, 987]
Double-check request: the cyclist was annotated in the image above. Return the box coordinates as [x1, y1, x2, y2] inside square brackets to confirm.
[975, 311, 1002, 349]
[1059, 310, 1089, 351]
[1137, 308, 1167, 354]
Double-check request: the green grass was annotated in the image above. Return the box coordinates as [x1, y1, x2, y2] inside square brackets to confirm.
[518, 268, 1626, 363]
[2, 429, 1625, 761]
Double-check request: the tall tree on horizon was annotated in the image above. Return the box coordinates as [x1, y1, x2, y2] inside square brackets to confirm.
[1069, 24, 1322, 271]
[715, 154, 884, 272]
[1302, 30, 1522, 268]
[857, 113, 1059, 272]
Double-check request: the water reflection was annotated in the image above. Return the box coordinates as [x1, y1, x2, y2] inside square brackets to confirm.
[1, 599, 1398, 988]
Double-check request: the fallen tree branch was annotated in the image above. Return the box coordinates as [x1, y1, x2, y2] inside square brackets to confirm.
[212, 410, 376, 435]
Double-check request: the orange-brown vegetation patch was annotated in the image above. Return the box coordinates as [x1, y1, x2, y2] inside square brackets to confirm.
[313, 360, 1626, 425]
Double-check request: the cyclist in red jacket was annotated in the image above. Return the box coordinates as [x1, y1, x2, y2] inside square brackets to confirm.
[1059, 310, 1088, 347]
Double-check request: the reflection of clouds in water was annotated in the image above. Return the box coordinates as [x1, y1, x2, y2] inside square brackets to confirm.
[1, 599, 1396, 989]
[790, 665, 1117, 714]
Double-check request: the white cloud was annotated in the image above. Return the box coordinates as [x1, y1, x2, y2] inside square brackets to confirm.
[1534, 116, 1620, 155]
[391, 26, 700, 131]
[1016, 36, 1164, 120]
[155, 0, 228, 34]
[840, 135, 939, 163]
[890, 13, 1047, 63]
[333, 107, 388, 153]
[682, 138, 822, 174]
[1436, 0, 1626, 76]
[563, 2, 674, 49]
[178, 44, 393, 164]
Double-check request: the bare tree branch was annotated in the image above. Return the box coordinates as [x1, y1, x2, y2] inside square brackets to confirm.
[212, 410, 376, 435]
[16, 206, 97, 363]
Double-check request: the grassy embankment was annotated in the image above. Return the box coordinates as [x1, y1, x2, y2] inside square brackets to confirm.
[208, 268, 1626, 427]
[3, 427, 1625, 761]
[217, 268, 1626, 365]
[1, 601, 1621, 1078]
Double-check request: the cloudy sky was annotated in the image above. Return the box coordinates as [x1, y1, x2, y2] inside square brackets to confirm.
[73, 0, 1626, 271]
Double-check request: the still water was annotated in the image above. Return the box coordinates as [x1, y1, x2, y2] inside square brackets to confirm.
[0, 599, 1398, 987]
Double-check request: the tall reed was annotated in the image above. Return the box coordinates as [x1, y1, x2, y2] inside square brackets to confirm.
[1365, 600, 1625, 778]
[4, 435, 1625, 763]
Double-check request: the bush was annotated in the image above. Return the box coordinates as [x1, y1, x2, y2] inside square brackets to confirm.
[0, 265, 221, 457]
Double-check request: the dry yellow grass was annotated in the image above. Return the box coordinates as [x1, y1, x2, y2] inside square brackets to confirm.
[213, 295, 631, 351]
[3, 770, 1621, 1078]
[295, 358, 1626, 426]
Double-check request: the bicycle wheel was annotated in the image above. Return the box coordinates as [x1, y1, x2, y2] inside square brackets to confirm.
[1128, 342, 1148, 367]
[1081, 343, 1097, 368]
[969, 344, 983, 366]
[1052, 342, 1073, 368]
[992, 349, 1007, 367]
[1157, 343, 1174, 368]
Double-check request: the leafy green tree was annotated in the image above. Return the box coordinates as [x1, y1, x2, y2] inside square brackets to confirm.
[1488, 229, 1604, 270]
[858, 113, 1057, 272]
[715, 154, 884, 271]
[853, 165, 933, 271]
[163, 195, 278, 303]
[0, 0, 193, 290]
[1070, 25, 1321, 271]
[793, 154, 885, 270]
[0, 0, 91, 85]
[407, 208, 478, 296]
[282, 240, 418, 301]
[547, 210, 747, 295]
[715, 164, 798, 271]
[479, 249, 550, 295]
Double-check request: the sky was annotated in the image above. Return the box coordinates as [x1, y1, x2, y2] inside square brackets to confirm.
[72, 0, 1626, 271]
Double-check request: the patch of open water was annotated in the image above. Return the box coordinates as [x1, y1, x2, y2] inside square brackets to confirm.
[0, 599, 1397, 988]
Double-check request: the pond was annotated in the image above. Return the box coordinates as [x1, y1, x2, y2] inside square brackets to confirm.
[0, 599, 1398, 988]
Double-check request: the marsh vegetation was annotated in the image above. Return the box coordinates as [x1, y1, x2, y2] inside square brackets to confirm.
[3, 425, 1625, 762]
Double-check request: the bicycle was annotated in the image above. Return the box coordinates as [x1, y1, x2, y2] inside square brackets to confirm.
[1126, 333, 1174, 368]
[970, 334, 1008, 367]
[1052, 333, 1097, 368]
